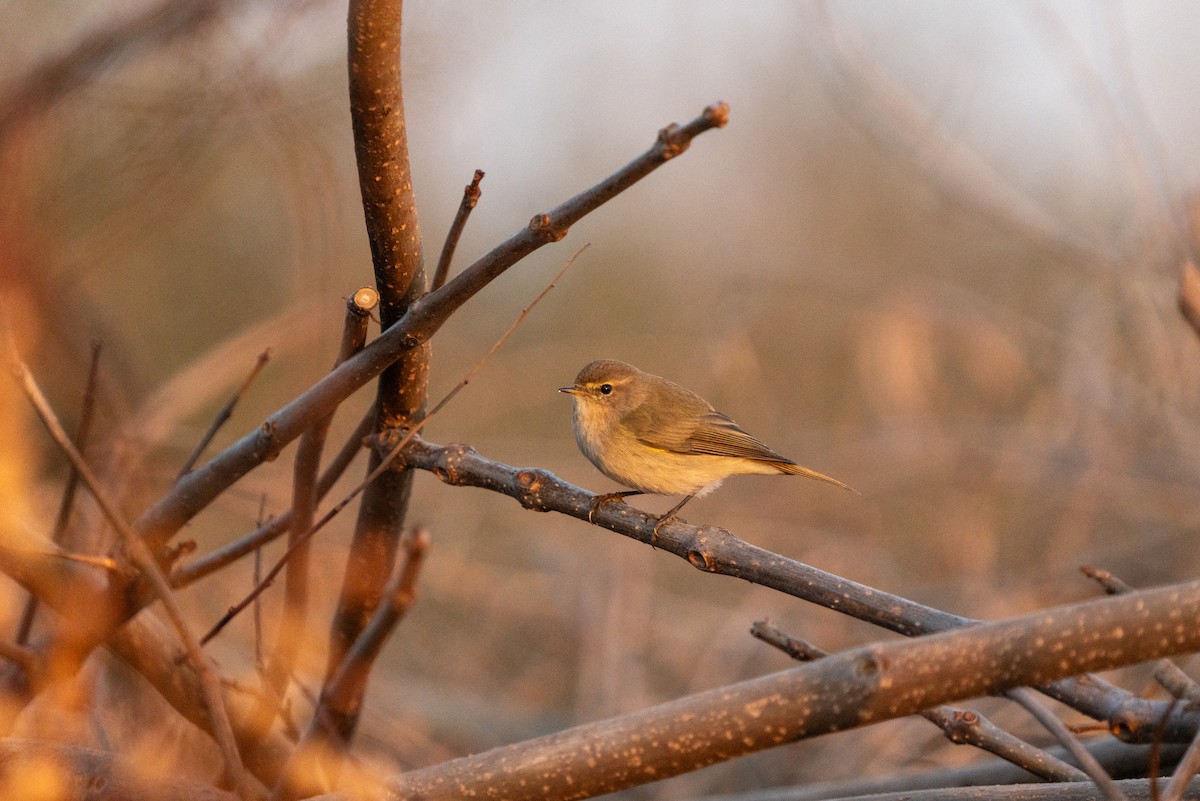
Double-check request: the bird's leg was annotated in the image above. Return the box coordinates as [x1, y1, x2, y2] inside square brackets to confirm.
[588, 490, 644, 523]
[651, 494, 695, 545]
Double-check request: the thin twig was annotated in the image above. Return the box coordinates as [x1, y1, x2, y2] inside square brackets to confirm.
[1006, 686, 1128, 801]
[201, 246, 586, 645]
[6, 342, 255, 801]
[432, 169, 485, 292]
[253, 494, 267, 674]
[750, 620, 1088, 783]
[16, 338, 102, 646]
[177, 348, 271, 479]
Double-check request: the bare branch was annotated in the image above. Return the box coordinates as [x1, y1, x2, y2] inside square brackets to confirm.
[750, 620, 1088, 783]
[334, 0, 430, 691]
[204, 247, 583, 645]
[777, 778, 1200, 801]
[1005, 686, 1126, 801]
[1079, 570, 1200, 801]
[432, 169, 485, 292]
[1080, 567, 1200, 703]
[388, 579, 1200, 801]
[699, 741, 1185, 801]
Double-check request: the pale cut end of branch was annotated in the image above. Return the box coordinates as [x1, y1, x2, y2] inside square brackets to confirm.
[351, 286, 380, 313]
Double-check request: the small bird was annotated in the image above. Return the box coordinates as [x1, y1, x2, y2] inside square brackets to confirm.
[559, 359, 853, 529]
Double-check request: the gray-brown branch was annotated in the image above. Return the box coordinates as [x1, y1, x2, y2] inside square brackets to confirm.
[386, 579, 1200, 801]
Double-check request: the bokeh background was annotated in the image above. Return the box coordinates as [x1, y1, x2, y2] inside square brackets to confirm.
[4, 1, 1200, 796]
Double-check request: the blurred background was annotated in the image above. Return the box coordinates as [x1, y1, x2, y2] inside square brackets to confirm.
[3, 0, 1200, 796]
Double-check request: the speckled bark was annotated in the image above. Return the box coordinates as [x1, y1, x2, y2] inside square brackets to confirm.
[388, 581, 1200, 801]
[329, 0, 428, 691]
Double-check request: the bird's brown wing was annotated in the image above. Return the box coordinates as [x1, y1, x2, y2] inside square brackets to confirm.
[684, 411, 795, 462]
[627, 398, 793, 463]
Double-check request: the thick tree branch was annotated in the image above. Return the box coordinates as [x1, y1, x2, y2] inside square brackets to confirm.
[749, 621, 1088, 783]
[334, 0, 430, 696]
[387, 579, 1200, 801]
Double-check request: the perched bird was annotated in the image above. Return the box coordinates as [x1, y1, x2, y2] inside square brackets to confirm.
[559, 359, 853, 528]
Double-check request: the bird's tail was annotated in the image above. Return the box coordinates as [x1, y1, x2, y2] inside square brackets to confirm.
[774, 461, 858, 494]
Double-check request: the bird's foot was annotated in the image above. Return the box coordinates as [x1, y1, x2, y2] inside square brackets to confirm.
[588, 491, 638, 523]
[649, 512, 681, 547]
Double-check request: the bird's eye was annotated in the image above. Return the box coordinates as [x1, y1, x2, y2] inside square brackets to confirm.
[599, 383, 613, 395]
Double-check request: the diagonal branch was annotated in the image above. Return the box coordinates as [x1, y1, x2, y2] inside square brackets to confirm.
[387, 579, 1200, 801]
[750, 620, 1088, 783]
[274, 528, 430, 800]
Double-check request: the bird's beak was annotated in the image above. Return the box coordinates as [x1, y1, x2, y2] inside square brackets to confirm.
[559, 386, 582, 396]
